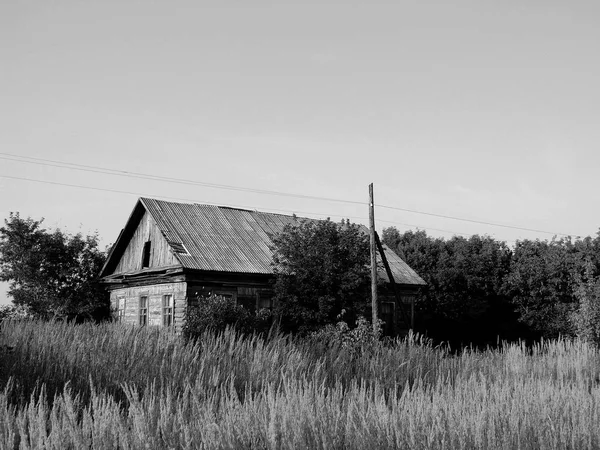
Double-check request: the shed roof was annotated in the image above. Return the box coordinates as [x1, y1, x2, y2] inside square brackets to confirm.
[101, 197, 426, 286]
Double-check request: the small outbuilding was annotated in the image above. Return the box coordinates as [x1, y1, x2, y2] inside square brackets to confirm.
[100, 198, 426, 334]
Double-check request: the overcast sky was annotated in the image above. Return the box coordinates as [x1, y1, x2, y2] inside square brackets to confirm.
[1, 0, 600, 305]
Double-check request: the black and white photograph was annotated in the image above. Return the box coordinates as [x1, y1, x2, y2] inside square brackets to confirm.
[1, 1, 600, 448]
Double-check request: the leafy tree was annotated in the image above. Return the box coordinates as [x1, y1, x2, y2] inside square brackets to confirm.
[570, 261, 600, 345]
[383, 228, 518, 344]
[383, 229, 511, 317]
[503, 238, 580, 338]
[0, 213, 108, 321]
[271, 219, 371, 334]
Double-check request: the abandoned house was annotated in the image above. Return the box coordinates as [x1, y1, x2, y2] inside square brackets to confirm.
[99, 197, 426, 334]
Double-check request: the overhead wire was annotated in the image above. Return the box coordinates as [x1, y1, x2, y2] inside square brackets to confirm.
[377, 204, 572, 236]
[0, 152, 578, 237]
[0, 153, 364, 205]
[0, 173, 533, 245]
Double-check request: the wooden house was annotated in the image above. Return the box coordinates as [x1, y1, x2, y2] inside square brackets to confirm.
[99, 198, 426, 334]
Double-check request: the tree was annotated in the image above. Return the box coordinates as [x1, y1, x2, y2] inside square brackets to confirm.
[0, 213, 109, 321]
[270, 219, 371, 334]
[382, 228, 519, 344]
[570, 260, 600, 345]
[503, 238, 580, 338]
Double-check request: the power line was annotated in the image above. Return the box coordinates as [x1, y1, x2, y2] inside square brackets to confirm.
[1, 152, 577, 237]
[1, 174, 387, 228]
[377, 204, 573, 236]
[0, 173, 328, 217]
[0, 173, 501, 239]
[0, 153, 364, 206]
[375, 218, 474, 237]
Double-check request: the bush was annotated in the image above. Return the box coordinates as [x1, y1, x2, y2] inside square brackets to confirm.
[309, 312, 383, 355]
[571, 263, 600, 345]
[0, 304, 31, 322]
[182, 294, 274, 341]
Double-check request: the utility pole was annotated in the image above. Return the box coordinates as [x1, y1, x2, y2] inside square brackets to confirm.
[369, 183, 379, 336]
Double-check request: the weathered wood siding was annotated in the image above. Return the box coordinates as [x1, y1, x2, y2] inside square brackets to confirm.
[113, 211, 179, 274]
[110, 282, 187, 332]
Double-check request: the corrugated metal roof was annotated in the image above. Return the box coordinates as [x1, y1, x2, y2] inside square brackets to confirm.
[139, 198, 426, 286]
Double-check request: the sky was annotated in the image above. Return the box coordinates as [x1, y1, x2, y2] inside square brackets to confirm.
[1, 0, 600, 305]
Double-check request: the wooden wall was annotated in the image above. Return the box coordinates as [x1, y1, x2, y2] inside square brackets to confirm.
[113, 211, 179, 274]
[380, 291, 417, 336]
[110, 282, 187, 332]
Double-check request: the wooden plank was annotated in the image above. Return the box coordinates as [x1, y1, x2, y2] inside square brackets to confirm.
[114, 211, 179, 274]
[109, 281, 187, 329]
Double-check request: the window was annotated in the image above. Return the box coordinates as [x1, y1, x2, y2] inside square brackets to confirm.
[139, 296, 148, 326]
[162, 294, 174, 327]
[168, 241, 188, 254]
[238, 296, 256, 313]
[381, 302, 395, 336]
[257, 293, 273, 311]
[212, 291, 237, 303]
[117, 297, 126, 322]
[142, 241, 151, 268]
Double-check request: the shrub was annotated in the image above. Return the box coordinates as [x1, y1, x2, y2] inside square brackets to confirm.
[183, 294, 254, 341]
[571, 263, 600, 345]
[309, 312, 383, 355]
[0, 304, 31, 322]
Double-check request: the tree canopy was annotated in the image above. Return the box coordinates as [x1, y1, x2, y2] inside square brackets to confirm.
[0, 213, 109, 321]
[270, 219, 371, 334]
[383, 227, 600, 343]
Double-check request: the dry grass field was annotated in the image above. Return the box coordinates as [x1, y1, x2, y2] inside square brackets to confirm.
[1, 320, 599, 449]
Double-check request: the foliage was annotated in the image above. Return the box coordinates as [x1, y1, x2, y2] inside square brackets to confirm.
[383, 229, 512, 319]
[571, 261, 600, 345]
[271, 218, 371, 334]
[383, 227, 600, 341]
[182, 294, 254, 340]
[0, 213, 108, 321]
[183, 294, 274, 341]
[0, 304, 31, 322]
[309, 312, 383, 355]
[382, 228, 516, 343]
[2, 321, 600, 449]
[502, 238, 581, 337]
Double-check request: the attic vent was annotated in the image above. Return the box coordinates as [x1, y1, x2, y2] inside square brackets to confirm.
[169, 241, 188, 254]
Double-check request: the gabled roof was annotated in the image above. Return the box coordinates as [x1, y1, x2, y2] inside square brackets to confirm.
[101, 197, 426, 286]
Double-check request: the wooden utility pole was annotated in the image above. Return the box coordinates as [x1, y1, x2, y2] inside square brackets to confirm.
[369, 183, 379, 335]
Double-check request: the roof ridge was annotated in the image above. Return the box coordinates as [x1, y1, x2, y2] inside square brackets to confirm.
[102, 196, 426, 285]
[142, 197, 325, 222]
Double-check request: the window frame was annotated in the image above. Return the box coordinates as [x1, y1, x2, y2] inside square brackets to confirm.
[256, 292, 274, 311]
[212, 290, 237, 303]
[380, 301, 396, 336]
[139, 296, 148, 326]
[162, 294, 175, 327]
[117, 297, 126, 322]
[141, 241, 151, 268]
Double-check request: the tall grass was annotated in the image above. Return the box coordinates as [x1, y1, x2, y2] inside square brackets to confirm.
[1, 320, 599, 449]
